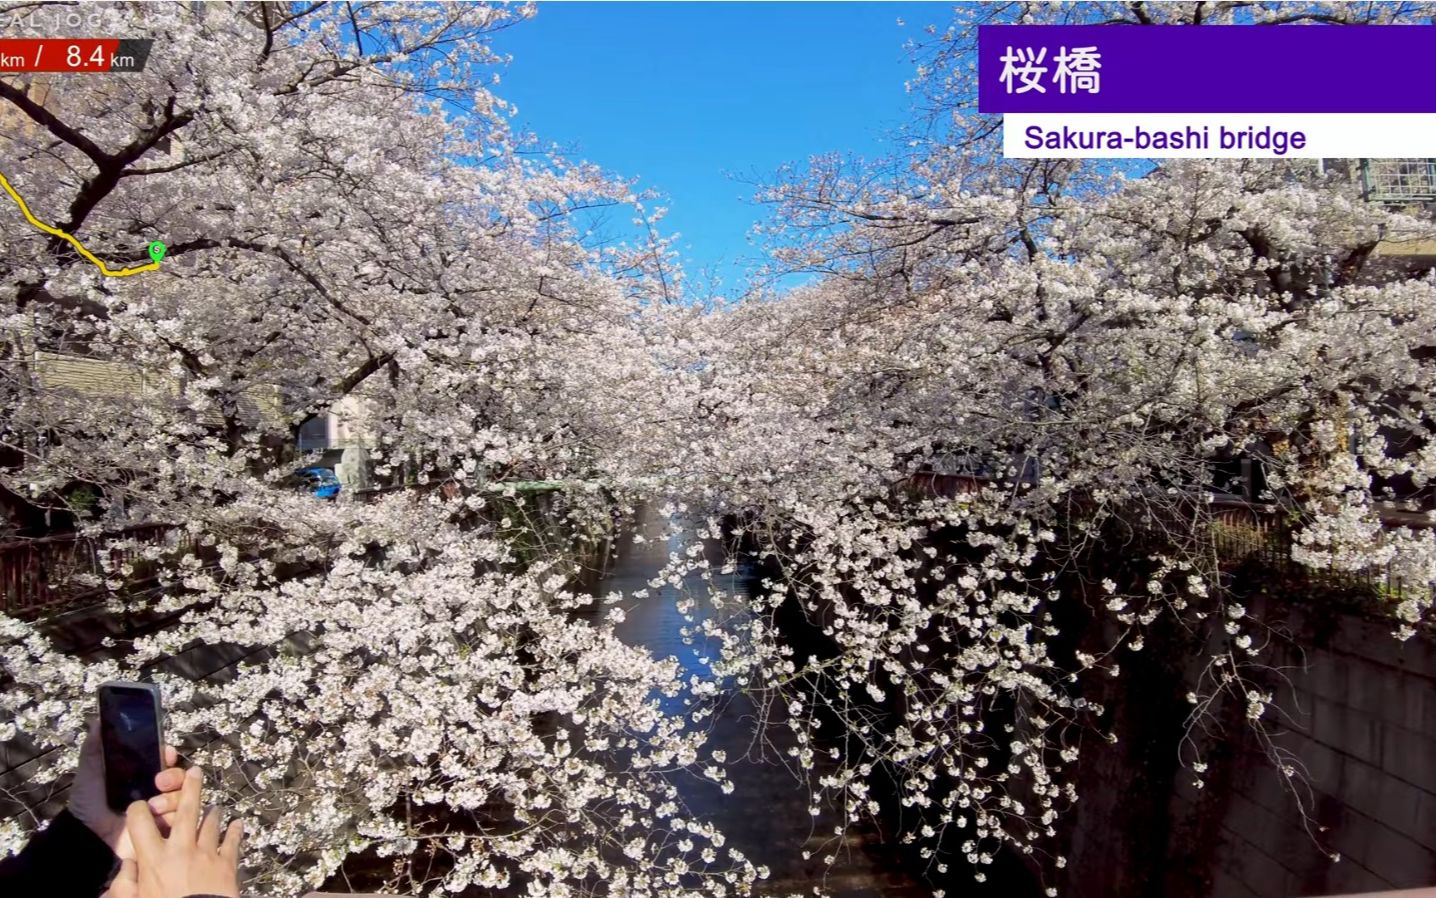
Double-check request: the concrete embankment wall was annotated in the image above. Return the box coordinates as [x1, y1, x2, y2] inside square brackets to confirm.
[1059, 565, 1436, 898]
[753, 513, 1436, 898]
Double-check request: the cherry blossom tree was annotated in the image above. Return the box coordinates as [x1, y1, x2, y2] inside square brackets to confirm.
[1, 3, 749, 895]
[4, 2, 1436, 896]
[665, 154, 1436, 889]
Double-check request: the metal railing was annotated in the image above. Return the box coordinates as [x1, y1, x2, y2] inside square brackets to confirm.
[1361, 158, 1436, 204]
[910, 472, 1434, 602]
[0, 524, 192, 619]
[0, 479, 469, 618]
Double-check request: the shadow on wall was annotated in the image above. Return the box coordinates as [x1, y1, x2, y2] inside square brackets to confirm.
[1053, 549, 1436, 898]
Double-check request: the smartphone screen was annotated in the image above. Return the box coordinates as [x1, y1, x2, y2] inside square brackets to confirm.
[99, 683, 163, 813]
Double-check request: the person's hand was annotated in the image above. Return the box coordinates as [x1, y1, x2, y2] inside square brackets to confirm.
[103, 859, 139, 898]
[69, 719, 187, 860]
[126, 766, 243, 898]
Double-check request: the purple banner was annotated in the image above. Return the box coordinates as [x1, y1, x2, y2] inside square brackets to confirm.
[978, 25, 1436, 113]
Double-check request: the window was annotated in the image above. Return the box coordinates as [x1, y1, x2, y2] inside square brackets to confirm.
[297, 415, 330, 451]
[1361, 158, 1436, 204]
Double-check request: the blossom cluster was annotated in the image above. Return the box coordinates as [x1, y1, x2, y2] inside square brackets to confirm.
[2, 3, 1435, 896]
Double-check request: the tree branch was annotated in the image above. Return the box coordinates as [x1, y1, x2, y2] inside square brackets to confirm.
[0, 79, 110, 167]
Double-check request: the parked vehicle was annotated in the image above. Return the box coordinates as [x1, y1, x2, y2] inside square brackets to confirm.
[285, 466, 341, 499]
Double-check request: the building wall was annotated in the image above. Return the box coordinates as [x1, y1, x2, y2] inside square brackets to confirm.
[1373, 237, 1436, 262]
[329, 393, 377, 449]
[30, 350, 286, 432]
[32, 351, 150, 398]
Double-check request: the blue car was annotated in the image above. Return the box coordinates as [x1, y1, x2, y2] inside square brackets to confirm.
[287, 466, 341, 499]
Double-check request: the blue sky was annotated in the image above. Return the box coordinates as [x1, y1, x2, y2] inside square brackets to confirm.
[490, 2, 949, 295]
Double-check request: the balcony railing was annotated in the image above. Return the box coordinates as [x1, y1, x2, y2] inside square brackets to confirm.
[1361, 158, 1436, 204]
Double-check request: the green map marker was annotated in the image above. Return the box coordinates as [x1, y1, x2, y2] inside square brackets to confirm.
[147, 241, 167, 263]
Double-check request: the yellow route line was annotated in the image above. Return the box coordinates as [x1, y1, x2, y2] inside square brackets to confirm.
[0, 171, 160, 277]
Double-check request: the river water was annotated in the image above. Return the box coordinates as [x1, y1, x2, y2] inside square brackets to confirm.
[588, 506, 930, 898]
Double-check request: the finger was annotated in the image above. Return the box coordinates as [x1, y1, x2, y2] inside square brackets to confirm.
[153, 765, 186, 795]
[173, 765, 204, 840]
[198, 806, 221, 851]
[80, 718, 107, 772]
[82, 718, 102, 755]
[125, 800, 164, 861]
[152, 808, 177, 837]
[162, 744, 180, 767]
[147, 788, 179, 817]
[219, 818, 244, 865]
[114, 858, 137, 885]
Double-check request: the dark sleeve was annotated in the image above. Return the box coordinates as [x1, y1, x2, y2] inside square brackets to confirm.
[0, 809, 117, 898]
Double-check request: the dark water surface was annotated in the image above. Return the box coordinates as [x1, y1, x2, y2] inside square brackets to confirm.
[589, 506, 931, 898]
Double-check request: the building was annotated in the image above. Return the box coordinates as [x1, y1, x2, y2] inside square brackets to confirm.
[1354, 158, 1436, 267]
[2, 74, 376, 511]
[295, 394, 377, 491]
